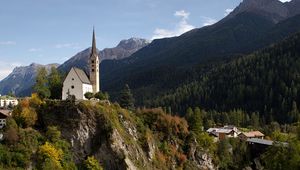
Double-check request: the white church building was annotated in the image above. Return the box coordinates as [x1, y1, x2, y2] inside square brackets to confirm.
[62, 30, 100, 100]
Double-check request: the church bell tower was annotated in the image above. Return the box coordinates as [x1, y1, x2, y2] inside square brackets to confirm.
[89, 28, 100, 93]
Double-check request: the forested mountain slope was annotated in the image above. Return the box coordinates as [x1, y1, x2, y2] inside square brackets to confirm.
[151, 32, 300, 124]
[101, 13, 300, 103]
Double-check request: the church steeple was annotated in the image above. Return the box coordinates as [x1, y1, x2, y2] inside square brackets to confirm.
[89, 28, 100, 93]
[91, 27, 97, 57]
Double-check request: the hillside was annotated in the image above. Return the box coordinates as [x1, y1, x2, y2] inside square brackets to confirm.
[0, 98, 216, 170]
[150, 31, 300, 124]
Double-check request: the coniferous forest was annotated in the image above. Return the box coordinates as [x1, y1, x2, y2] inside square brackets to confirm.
[148, 32, 300, 125]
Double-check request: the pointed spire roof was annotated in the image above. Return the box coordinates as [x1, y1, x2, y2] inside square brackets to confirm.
[91, 27, 97, 57]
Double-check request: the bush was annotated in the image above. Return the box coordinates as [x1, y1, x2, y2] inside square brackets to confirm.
[46, 126, 61, 143]
[84, 92, 94, 100]
[84, 156, 103, 170]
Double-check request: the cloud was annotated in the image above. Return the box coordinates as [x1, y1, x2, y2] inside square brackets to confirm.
[28, 48, 42, 52]
[0, 41, 16, 45]
[54, 43, 81, 49]
[202, 17, 217, 26]
[175, 10, 190, 20]
[279, 0, 291, 2]
[0, 61, 22, 81]
[224, 8, 233, 16]
[152, 10, 195, 40]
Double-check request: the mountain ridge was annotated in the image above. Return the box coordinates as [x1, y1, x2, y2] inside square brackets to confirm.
[0, 37, 149, 96]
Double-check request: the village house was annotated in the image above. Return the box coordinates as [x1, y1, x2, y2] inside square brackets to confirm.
[207, 125, 240, 141]
[238, 131, 265, 141]
[62, 29, 100, 100]
[0, 95, 18, 108]
[0, 110, 11, 129]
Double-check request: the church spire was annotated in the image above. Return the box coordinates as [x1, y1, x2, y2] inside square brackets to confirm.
[89, 27, 100, 93]
[91, 27, 97, 56]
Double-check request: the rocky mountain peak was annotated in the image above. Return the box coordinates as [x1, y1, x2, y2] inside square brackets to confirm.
[226, 0, 300, 23]
[116, 38, 150, 50]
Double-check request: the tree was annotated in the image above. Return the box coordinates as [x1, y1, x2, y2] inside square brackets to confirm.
[94, 91, 109, 100]
[34, 67, 50, 99]
[4, 126, 19, 145]
[48, 67, 63, 99]
[190, 107, 203, 134]
[46, 126, 61, 143]
[288, 101, 300, 123]
[119, 84, 134, 109]
[37, 142, 63, 169]
[84, 92, 94, 100]
[84, 156, 103, 170]
[21, 107, 38, 127]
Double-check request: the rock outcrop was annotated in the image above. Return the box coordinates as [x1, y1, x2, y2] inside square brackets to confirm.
[39, 101, 216, 170]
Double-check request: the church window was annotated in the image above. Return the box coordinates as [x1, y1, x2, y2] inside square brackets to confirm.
[71, 85, 74, 89]
[92, 69, 95, 72]
[92, 60, 95, 63]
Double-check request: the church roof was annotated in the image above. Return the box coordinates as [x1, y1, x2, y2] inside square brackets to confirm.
[72, 67, 91, 84]
[91, 28, 98, 59]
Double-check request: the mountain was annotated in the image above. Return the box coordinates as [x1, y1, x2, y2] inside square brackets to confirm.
[151, 31, 300, 124]
[225, 0, 300, 23]
[101, 38, 150, 60]
[0, 38, 149, 96]
[0, 63, 58, 96]
[100, 0, 300, 103]
[58, 38, 149, 73]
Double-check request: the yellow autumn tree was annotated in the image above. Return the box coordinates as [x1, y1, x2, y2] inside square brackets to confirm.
[29, 93, 43, 107]
[21, 107, 37, 127]
[38, 142, 63, 169]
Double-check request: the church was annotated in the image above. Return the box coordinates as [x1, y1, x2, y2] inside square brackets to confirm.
[62, 30, 100, 100]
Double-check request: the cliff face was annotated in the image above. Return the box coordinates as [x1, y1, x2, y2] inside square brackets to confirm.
[38, 101, 216, 170]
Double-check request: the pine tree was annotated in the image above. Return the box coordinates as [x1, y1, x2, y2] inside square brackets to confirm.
[119, 84, 134, 109]
[190, 107, 203, 135]
[34, 67, 50, 99]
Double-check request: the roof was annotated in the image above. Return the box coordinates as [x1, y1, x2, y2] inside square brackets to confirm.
[91, 28, 98, 58]
[0, 96, 17, 100]
[72, 67, 91, 84]
[247, 138, 273, 146]
[207, 128, 235, 134]
[240, 131, 265, 138]
[0, 110, 12, 117]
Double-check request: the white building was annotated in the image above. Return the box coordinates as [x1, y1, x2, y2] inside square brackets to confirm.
[62, 29, 100, 100]
[0, 110, 11, 129]
[0, 95, 18, 108]
[207, 125, 240, 141]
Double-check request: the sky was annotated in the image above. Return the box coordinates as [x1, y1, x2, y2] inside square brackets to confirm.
[0, 0, 290, 80]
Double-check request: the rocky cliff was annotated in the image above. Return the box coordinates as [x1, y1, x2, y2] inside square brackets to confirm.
[38, 100, 216, 170]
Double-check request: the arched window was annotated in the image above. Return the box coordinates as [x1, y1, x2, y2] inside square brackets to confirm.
[71, 85, 74, 89]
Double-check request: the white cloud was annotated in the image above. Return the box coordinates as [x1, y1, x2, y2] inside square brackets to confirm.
[279, 0, 291, 2]
[202, 17, 217, 26]
[174, 10, 190, 20]
[28, 48, 42, 52]
[0, 41, 16, 45]
[0, 61, 22, 81]
[224, 8, 233, 16]
[54, 43, 80, 49]
[151, 10, 195, 40]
